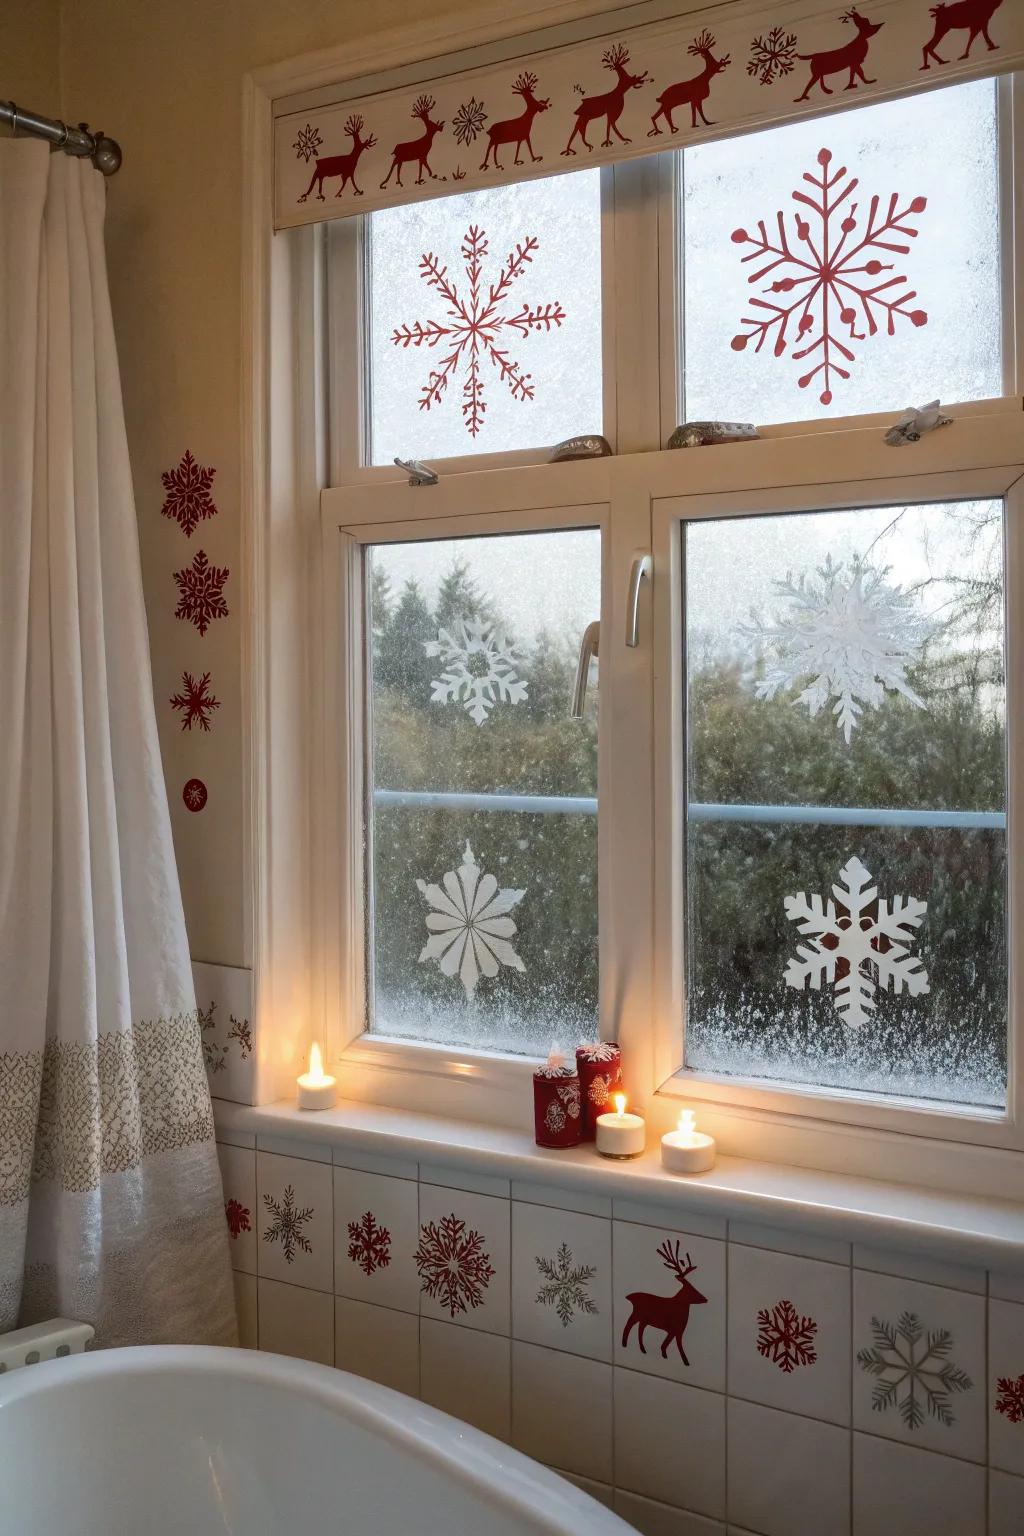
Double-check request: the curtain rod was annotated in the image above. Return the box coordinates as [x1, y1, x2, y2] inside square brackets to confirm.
[0, 100, 121, 175]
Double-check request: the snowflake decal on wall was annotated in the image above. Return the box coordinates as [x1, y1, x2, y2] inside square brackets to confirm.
[160, 450, 218, 537]
[747, 26, 798, 85]
[452, 97, 488, 146]
[262, 1185, 314, 1264]
[390, 225, 565, 437]
[182, 778, 208, 813]
[425, 616, 528, 725]
[784, 855, 930, 1030]
[293, 123, 324, 162]
[169, 670, 221, 732]
[757, 1298, 818, 1373]
[730, 148, 928, 405]
[227, 1014, 253, 1059]
[858, 1311, 972, 1428]
[347, 1210, 392, 1276]
[173, 550, 230, 637]
[741, 557, 928, 743]
[200, 998, 227, 1073]
[417, 841, 526, 1000]
[225, 1199, 251, 1239]
[415, 1212, 496, 1316]
[536, 1242, 598, 1327]
[996, 1374, 1024, 1424]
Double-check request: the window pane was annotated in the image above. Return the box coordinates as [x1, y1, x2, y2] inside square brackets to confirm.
[367, 172, 603, 464]
[366, 527, 599, 1053]
[684, 499, 1007, 1109]
[681, 80, 1001, 425]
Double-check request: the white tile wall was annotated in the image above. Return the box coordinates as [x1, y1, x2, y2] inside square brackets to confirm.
[218, 1137, 1024, 1535]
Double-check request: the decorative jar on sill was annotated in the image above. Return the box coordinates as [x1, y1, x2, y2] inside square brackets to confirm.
[533, 1048, 582, 1148]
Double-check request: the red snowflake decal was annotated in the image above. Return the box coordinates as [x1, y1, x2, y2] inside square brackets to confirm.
[225, 1198, 251, 1238]
[173, 550, 230, 636]
[748, 26, 797, 85]
[730, 148, 928, 406]
[390, 225, 565, 437]
[415, 1212, 496, 1316]
[996, 1373, 1024, 1424]
[756, 1298, 819, 1373]
[160, 450, 218, 537]
[182, 777, 208, 812]
[347, 1210, 392, 1276]
[169, 670, 221, 732]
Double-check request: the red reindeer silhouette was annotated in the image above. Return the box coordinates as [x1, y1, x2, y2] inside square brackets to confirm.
[380, 95, 445, 190]
[621, 1241, 707, 1364]
[298, 115, 377, 202]
[562, 43, 650, 157]
[794, 8, 883, 101]
[648, 31, 731, 136]
[921, 0, 1003, 69]
[481, 73, 550, 170]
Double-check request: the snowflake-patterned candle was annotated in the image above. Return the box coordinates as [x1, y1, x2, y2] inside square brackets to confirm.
[297, 1040, 337, 1111]
[533, 1047, 582, 1149]
[660, 1107, 716, 1174]
[575, 1040, 623, 1141]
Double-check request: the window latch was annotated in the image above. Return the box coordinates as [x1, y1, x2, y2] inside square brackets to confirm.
[570, 620, 600, 719]
[626, 553, 652, 648]
[394, 457, 438, 487]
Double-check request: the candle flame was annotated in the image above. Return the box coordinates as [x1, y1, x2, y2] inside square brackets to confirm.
[678, 1108, 696, 1137]
[614, 1092, 627, 1118]
[307, 1041, 326, 1084]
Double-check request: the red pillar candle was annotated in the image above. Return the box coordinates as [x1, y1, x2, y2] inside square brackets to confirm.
[533, 1050, 582, 1149]
[576, 1042, 623, 1141]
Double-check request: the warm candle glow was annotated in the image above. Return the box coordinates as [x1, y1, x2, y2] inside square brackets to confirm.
[613, 1092, 627, 1118]
[307, 1041, 326, 1084]
[679, 1108, 696, 1138]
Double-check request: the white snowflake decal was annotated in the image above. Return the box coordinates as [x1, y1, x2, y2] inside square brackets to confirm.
[741, 557, 928, 743]
[425, 616, 528, 726]
[416, 841, 526, 1000]
[784, 856, 930, 1030]
[536, 1242, 598, 1327]
[390, 224, 565, 437]
[731, 148, 927, 405]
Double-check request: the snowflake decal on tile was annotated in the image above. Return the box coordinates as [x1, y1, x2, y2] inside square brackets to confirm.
[747, 26, 798, 85]
[225, 1198, 251, 1239]
[170, 670, 221, 732]
[452, 97, 488, 146]
[262, 1184, 314, 1265]
[347, 1211, 392, 1276]
[730, 148, 928, 405]
[757, 1298, 818, 1373]
[199, 1000, 227, 1073]
[227, 1014, 253, 1059]
[416, 841, 526, 1000]
[415, 1212, 496, 1316]
[390, 224, 565, 437]
[160, 450, 218, 537]
[425, 616, 528, 726]
[858, 1311, 972, 1428]
[784, 855, 929, 1030]
[536, 1242, 598, 1327]
[741, 557, 928, 743]
[293, 122, 324, 162]
[173, 550, 230, 637]
[996, 1374, 1024, 1424]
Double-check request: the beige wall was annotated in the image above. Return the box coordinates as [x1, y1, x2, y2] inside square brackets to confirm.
[54, 0, 486, 965]
[2, 0, 61, 125]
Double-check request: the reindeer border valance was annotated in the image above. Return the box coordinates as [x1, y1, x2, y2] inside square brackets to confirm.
[274, 0, 1020, 228]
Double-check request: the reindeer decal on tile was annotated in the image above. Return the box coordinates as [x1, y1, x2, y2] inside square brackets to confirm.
[621, 1240, 707, 1364]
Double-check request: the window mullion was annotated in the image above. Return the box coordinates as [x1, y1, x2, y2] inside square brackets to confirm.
[608, 154, 668, 456]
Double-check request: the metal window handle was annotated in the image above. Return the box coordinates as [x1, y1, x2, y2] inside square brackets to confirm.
[626, 553, 652, 648]
[570, 620, 600, 718]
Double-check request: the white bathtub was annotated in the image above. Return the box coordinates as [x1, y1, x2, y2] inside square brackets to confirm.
[0, 1344, 634, 1534]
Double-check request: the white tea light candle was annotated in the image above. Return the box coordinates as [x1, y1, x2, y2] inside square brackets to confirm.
[297, 1041, 337, 1111]
[595, 1093, 646, 1159]
[661, 1109, 716, 1173]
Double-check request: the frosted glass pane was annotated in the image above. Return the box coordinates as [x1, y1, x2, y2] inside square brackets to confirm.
[681, 80, 1001, 425]
[368, 173, 603, 463]
[683, 499, 1006, 1109]
[366, 528, 599, 1053]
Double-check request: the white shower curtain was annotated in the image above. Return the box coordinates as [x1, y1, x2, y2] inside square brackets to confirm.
[0, 141, 236, 1345]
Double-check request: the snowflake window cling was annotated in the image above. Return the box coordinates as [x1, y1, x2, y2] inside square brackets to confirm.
[740, 556, 929, 743]
[416, 841, 526, 999]
[757, 1299, 818, 1373]
[857, 1311, 973, 1429]
[415, 1212, 496, 1316]
[424, 615, 528, 725]
[535, 1243, 598, 1327]
[730, 148, 928, 406]
[784, 855, 930, 1030]
[390, 224, 565, 438]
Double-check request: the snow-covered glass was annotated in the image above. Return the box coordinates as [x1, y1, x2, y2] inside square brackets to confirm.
[366, 527, 600, 1053]
[680, 79, 1002, 426]
[367, 171, 603, 464]
[683, 498, 1007, 1109]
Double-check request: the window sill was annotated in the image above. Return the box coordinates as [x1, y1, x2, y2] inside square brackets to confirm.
[212, 1095, 1024, 1272]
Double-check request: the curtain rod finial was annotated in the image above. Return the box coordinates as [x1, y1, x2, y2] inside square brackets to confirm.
[92, 134, 122, 176]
